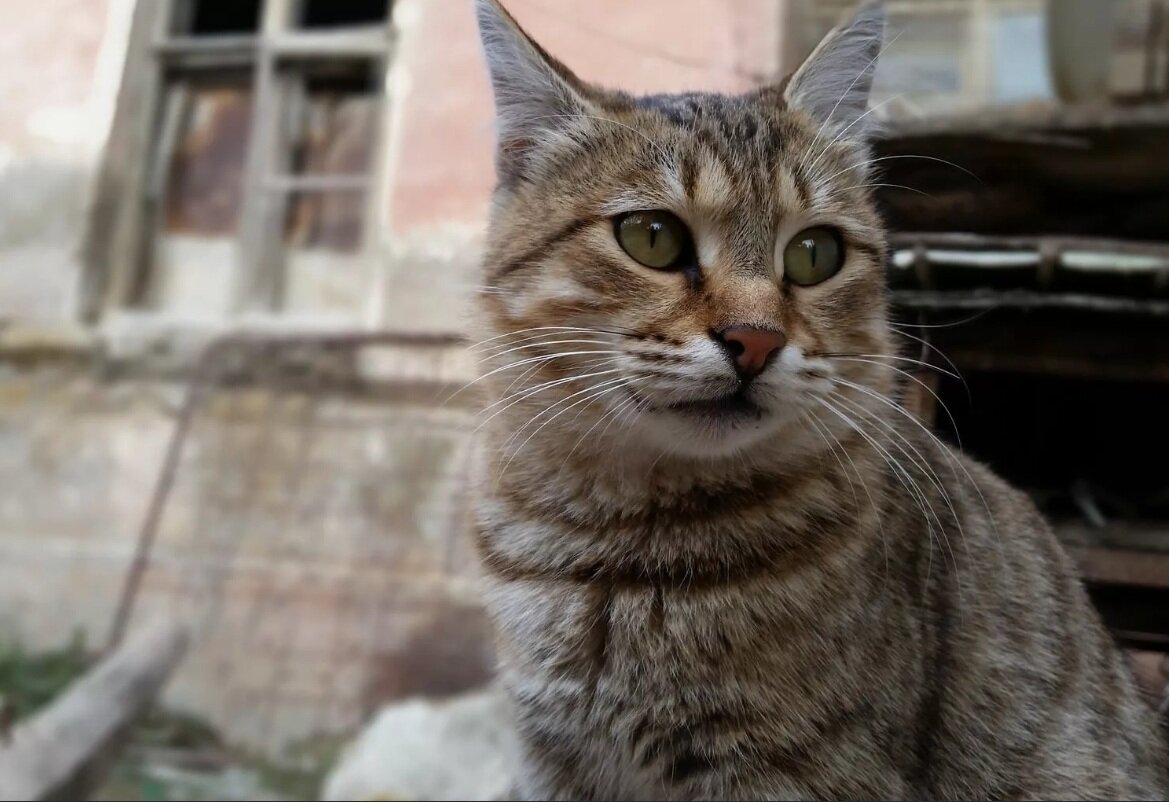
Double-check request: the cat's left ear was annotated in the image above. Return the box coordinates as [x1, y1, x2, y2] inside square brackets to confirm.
[476, 0, 595, 181]
[782, 0, 885, 139]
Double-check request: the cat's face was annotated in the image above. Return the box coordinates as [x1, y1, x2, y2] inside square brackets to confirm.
[475, 0, 894, 459]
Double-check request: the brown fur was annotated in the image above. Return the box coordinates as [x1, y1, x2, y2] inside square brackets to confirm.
[470, 1, 1169, 798]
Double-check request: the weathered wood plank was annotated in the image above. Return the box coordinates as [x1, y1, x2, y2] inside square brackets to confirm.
[0, 622, 189, 802]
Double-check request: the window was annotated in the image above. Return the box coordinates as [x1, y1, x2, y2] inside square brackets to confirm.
[789, 0, 1055, 116]
[86, 0, 394, 321]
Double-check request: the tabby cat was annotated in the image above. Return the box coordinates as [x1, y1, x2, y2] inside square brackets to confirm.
[470, 0, 1169, 798]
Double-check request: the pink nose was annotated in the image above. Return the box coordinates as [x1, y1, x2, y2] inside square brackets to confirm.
[717, 326, 787, 380]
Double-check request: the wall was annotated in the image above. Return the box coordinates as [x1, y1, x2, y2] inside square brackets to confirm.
[0, 0, 132, 323]
[0, 0, 136, 657]
[379, 0, 786, 333]
[0, 0, 788, 753]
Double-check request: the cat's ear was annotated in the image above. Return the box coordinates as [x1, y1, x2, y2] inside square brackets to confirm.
[476, 0, 592, 180]
[783, 0, 885, 138]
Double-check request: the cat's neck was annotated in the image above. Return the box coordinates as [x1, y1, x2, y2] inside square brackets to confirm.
[482, 413, 849, 514]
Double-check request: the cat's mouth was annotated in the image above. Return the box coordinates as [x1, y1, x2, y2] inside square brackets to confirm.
[666, 388, 762, 420]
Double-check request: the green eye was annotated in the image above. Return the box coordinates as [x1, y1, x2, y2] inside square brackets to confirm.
[783, 227, 845, 286]
[615, 210, 692, 270]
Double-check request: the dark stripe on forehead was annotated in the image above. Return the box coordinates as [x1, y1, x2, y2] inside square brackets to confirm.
[787, 161, 814, 206]
[491, 215, 599, 280]
[638, 92, 763, 146]
[636, 91, 709, 127]
[680, 150, 699, 200]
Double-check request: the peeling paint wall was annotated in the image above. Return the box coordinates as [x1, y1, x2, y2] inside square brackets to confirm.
[0, 0, 132, 322]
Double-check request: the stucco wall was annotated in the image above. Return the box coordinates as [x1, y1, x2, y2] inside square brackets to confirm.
[0, 0, 131, 322]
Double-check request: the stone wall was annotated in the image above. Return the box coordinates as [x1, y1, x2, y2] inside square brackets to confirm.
[0, 337, 487, 754]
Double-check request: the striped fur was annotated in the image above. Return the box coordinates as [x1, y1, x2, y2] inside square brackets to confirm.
[470, 1, 1169, 798]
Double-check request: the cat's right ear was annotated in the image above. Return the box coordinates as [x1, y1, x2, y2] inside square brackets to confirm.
[782, 0, 886, 140]
[476, 0, 592, 181]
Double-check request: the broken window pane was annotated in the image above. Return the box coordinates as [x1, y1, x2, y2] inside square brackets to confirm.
[285, 189, 368, 252]
[873, 12, 967, 112]
[280, 62, 380, 252]
[146, 76, 254, 316]
[164, 80, 254, 236]
[301, 0, 391, 29]
[177, 0, 262, 35]
[290, 70, 378, 178]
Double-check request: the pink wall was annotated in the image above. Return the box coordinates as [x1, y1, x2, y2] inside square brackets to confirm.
[0, 0, 114, 153]
[388, 0, 784, 236]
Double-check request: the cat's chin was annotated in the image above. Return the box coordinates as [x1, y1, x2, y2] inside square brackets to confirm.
[632, 402, 805, 460]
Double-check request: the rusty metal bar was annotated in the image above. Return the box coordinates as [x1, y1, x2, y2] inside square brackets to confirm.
[888, 232, 1169, 261]
[105, 338, 224, 651]
[890, 290, 1169, 317]
[104, 329, 469, 652]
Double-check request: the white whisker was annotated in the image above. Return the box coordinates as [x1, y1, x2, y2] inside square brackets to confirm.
[825, 356, 962, 444]
[474, 367, 623, 433]
[499, 377, 634, 475]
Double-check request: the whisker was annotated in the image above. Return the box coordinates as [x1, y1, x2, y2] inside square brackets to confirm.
[818, 394, 939, 532]
[829, 376, 1005, 573]
[565, 392, 633, 462]
[818, 394, 952, 600]
[806, 94, 901, 176]
[481, 359, 623, 412]
[501, 354, 615, 401]
[534, 113, 673, 164]
[467, 325, 639, 351]
[891, 329, 968, 393]
[472, 325, 639, 351]
[824, 356, 963, 446]
[829, 390, 970, 612]
[890, 310, 995, 330]
[499, 377, 633, 474]
[820, 352, 961, 381]
[806, 406, 890, 581]
[799, 29, 905, 169]
[602, 389, 648, 442]
[823, 181, 936, 201]
[819, 154, 983, 187]
[478, 337, 622, 361]
[801, 410, 859, 508]
[829, 390, 965, 544]
[474, 367, 623, 433]
[444, 349, 624, 408]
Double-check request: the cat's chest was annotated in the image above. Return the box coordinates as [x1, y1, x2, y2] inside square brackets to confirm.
[485, 572, 817, 691]
[486, 574, 878, 799]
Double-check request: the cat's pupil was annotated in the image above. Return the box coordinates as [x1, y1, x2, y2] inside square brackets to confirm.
[805, 238, 817, 264]
[649, 222, 661, 248]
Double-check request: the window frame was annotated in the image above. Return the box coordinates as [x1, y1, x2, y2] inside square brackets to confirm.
[784, 0, 1047, 113]
[83, 0, 395, 322]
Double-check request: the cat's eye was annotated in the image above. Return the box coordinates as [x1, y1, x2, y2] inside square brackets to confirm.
[783, 227, 845, 286]
[615, 211, 692, 270]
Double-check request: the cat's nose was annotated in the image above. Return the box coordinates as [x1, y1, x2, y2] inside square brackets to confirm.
[713, 326, 787, 380]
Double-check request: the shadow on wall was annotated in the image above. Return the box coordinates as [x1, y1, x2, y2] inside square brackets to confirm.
[0, 157, 92, 322]
[361, 596, 497, 715]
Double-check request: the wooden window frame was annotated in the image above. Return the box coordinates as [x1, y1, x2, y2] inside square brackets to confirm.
[82, 0, 394, 322]
[783, 0, 1045, 110]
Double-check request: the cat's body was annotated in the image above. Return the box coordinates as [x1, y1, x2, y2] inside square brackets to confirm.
[470, 1, 1169, 799]
[479, 432, 1167, 799]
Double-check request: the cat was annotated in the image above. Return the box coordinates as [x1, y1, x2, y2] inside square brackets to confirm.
[469, 0, 1169, 798]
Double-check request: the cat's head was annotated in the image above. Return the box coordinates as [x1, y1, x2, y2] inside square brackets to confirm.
[474, 0, 894, 461]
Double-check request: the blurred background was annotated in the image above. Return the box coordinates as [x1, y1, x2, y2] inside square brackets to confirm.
[0, 0, 1167, 799]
